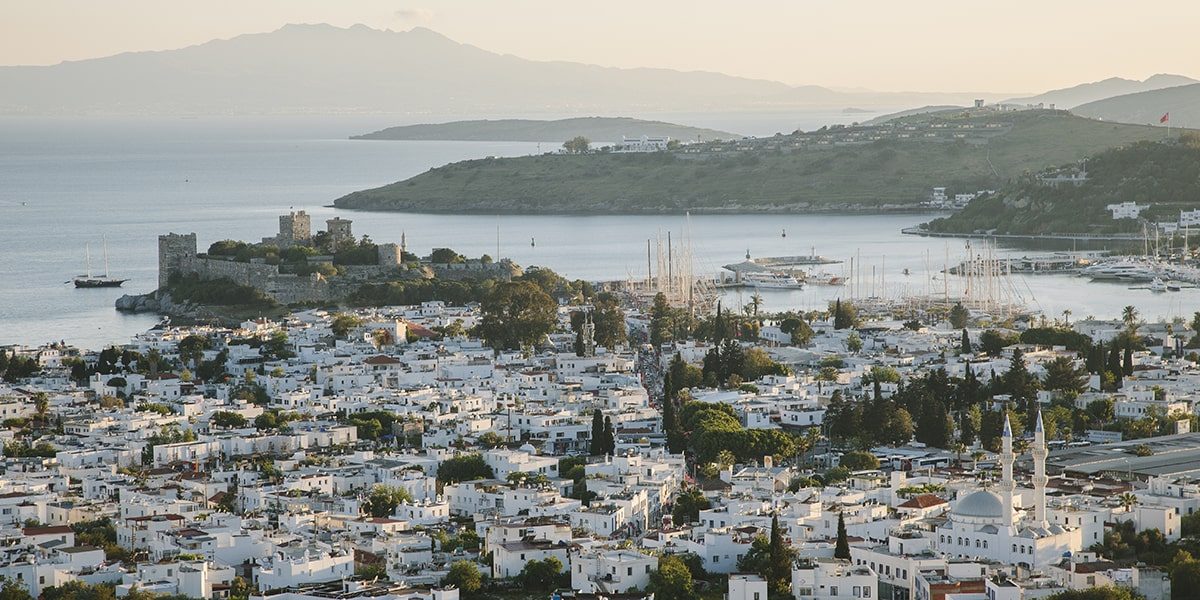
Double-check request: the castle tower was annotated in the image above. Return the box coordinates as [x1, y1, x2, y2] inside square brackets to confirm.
[377, 243, 401, 266]
[1032, 409, 1049, 525]
[158, 233, 197, 290]
[279, 211, 312, 246]
[326, 217, 353, 250]
[999, 414, 1016, 527]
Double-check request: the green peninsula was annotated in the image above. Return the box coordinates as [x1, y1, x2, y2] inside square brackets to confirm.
[350, 116, 738, 143]
[923, 138, 1200, 235]
[335, 109, 1173, 214]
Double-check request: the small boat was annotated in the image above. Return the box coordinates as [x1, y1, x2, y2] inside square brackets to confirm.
[530, 237, 536, 247]
[781, 228, 787, 238]
[74, 239, 127, 288]
[902, 268, 911, 276]
[1168, 283, 1183, 292]
[807, 272, 846, 286]
[1149, 277, 1167, 293]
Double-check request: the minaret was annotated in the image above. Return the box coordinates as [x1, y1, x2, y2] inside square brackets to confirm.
[1032, 409, 1049, 526]
[999, 413, 1016, 527]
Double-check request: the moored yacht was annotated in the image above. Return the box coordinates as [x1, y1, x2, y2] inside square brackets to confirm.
[741, 271, 804, 289]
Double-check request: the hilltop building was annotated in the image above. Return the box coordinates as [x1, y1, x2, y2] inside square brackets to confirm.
[614, 136, 670, 153]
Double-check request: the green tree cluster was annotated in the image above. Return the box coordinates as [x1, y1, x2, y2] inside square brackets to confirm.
[437, 454, 494, 484]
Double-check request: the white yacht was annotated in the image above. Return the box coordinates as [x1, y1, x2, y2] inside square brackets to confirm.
[741, 271, 804, 289]
[1082, 261, 1159, 281]
[1149, 277, 1168, 293]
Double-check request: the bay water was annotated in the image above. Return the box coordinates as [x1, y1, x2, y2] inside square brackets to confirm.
[1, 115, 1193, 350]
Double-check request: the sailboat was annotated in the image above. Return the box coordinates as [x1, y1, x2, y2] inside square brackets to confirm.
[74, 238, 128, 288]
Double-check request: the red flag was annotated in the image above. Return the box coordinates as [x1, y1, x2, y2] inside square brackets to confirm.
[1161, 112, 1170, 124]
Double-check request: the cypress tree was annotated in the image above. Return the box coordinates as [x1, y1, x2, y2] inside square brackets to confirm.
[961, 329, 972, 354]
[1107, 343, 1123, 389]
[835, 512, 851, 559]
[603, 416, 615, 455]
[573, 329, 585, 357]
[768, 514, 790, 591]
[589, 409, 605, 456]
[1123, 346, 1133, 376]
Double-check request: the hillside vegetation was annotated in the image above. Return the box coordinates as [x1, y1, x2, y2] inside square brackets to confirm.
[335, 109, 1175, 214]
[351, 117, 737, 142]
[1074, 83, 1200, 129]
[924, 137, 1200, 235]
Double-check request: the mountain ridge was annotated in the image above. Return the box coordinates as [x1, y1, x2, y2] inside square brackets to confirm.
[1002, 74, 1196, 109]
[1072, 83, 1200, 130]
[0, 23, 1016, 116]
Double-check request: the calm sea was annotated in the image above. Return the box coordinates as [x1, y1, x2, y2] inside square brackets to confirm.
[1, 115, 1193, 349]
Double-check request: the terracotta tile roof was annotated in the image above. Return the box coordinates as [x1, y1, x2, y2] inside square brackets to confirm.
[899, 494, 947, 509]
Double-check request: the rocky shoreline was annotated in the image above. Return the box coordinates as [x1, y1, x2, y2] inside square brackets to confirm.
[115, 291, 229, 324]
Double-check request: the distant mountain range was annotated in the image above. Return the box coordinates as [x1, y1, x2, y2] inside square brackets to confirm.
[1002, 74, 1196, 109]
[0, 23, 1015, 116]
[351, 117, 739, 143]
[1073, 83, 1200, 129]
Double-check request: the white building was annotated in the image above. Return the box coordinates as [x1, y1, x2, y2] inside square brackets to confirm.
[932, 412, 1080, 566]
[792, 559, 878, 600]
[1180, 209, 1200, 228]
[614, 136, 670, 153]
[729, 573, 770, 600]
[1107, 202, 1149, 220]
[569, 548, 656, 594]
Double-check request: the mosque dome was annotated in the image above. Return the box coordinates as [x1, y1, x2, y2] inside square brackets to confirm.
[955, 490, 1005, 519]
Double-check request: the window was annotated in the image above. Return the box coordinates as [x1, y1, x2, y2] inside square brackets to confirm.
[754, 594, 760, 600]
[831, 587, 839, 596]
[854, 586, 861, 597]
[627, 567, 632, 576]
[645, 565, 651, 573]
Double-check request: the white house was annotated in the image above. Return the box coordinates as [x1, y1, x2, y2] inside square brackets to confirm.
[1107, 202, 1149, 220]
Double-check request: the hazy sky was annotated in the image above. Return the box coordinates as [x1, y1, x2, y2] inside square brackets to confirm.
[4, 0, 1198, 92]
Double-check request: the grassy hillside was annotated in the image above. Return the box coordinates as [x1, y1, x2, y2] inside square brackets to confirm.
[351, 117, 738, 142]
[925, 138, 1200, 235]
[335, 109, 1176, 214]
[1073, 83, 1200, 129]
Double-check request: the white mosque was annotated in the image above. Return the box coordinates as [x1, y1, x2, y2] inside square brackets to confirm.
[933, 412, 1081, 567]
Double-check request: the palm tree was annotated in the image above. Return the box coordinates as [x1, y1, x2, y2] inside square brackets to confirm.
[970, 450, 986, 471]
[749, 293, 764, 317]
[1122, 305, 1140, 332]
[1117, 492, 1138, 510]
[1061, 309, 1072, 326]
[952, 442, 967, 467]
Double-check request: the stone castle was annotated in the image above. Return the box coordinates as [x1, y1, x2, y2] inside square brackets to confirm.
[158, 211, 520, 305]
